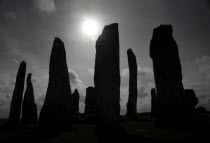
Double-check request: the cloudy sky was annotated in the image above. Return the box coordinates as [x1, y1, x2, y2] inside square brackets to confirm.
[0, 0, 210, 118]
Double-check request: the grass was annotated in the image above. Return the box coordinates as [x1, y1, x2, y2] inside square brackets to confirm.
[0, 113, 210, 143]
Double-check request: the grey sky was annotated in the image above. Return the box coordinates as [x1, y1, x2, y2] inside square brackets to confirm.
[0, 0, 210, 117]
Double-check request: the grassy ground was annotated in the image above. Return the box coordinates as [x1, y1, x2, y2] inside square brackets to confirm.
[0, 113, 210, 143]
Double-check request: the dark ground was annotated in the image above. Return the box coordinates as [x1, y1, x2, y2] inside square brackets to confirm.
[0, 113, 210, 143]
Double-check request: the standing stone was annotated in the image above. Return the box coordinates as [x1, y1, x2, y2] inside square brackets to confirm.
[72, 89, 80, 115]
[183, 89, 198, 115]
[150, 25, 184, 119]
[85, 86, 97, 114]
[94, 23, 121, 141]
[22, 73, 37, 123]
[8, 61, 26, 126]
[151, 88, 158, 117]
[39, 37, 72, 128]
[126, 48, 138, 119]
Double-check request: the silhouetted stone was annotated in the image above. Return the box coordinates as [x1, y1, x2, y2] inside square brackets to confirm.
[126, 48, 138, 119]
[183, 89, 198, 115]
[72, 89, 80, 115]
[85, 86, 97, 114]
[151, 88, 158, 117]
[196, 106, 208, 114]
[8, 61, 26, 126]
[94, 23, 121, 141]
[22, 73, 37, 123]
[150, 25, 184, 119]
[39, 37, 72, 128]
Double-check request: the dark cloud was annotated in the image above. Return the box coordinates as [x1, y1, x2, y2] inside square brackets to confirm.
[3, 11, 16, 20]
[0, 74, 14, 106]
[0, 99, 5, 106]
[183, 56, 210, 110]
[33, 0, 56, 16]
[198, 95, 206, 99]
[207, 0, 210, 5]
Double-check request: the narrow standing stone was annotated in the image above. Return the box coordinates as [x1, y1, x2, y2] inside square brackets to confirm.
[150, 25, 184, 125]
[85, 86, 97, 114]
[151, 88, 158, 117]
[22, 73, 37, 123]
[72, 89, 80, 115]
[126, 48, 138, 119]
[8, 61, 26, 126]
[39, 38, 72, 128]
[94, 23, 121, 141]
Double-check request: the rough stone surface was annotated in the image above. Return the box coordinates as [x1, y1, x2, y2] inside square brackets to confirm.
[8, 61, 26, 126]
[126, 48, 138, 119]
[72, 89, 80, 115]
[94, 23, 121, 141]
[85, 86, 97, 114]
[183, 89, 198, 115]
[150, 25, 184, 118]
[39, 37, 72, 128]
[22, 73, 37, 123]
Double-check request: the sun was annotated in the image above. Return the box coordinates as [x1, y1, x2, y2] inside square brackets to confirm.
[82, 19, 99, 38]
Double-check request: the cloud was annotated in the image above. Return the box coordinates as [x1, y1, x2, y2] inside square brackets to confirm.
[68, 69, 87, 113]
[120, 65, 154, 114]
[120, 56, 210, 114]
[68, 69, 87, 91]
[3, 11, 16, 20]
[34, 69, 87, 113]
[33, 0, 56, 16]
[182, 56, 210, 110]
[138, 86, 148, 98]
[0, 74, 15, 117]
[88, 68, 94, 75]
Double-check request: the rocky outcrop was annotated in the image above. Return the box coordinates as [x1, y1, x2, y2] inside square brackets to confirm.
[126, 48, 138, 119]
[72, 89, 80, 115]
[21, 73, 37, 123]
[183, 89, 198, 115]
[8, 61, 26, 126]
[150, 25, 184, 118]
[94, 23, 121, 141]
[39, 38, 72, 128]
[85, 86, 97, 114]
[151, 88, 158, 117]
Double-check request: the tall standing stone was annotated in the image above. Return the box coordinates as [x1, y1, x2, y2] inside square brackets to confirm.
[85, 86, 97, 114]
[126, 48, 138, 119]
[22, 73, 37, 123]
[39, 37, 72, 128]
[150, 25, 184, 119]
[72, 89, 80, 115]
[8, 61, 26, 126]
[94, 23, 121, 141]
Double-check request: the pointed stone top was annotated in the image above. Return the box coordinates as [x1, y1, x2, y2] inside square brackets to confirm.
[127, 48, 134, 55]
[53, 37, 64, 48]
[27, 73, 32, 79]
[74, 89, 78, 94]
[153, 25, 173, 37]
[54, 37, 63, 43]
[20, 61, 26, 66]
[27, 73, 32, 83]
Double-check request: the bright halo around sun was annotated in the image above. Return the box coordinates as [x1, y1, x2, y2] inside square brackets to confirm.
[82, 19, 99, 40]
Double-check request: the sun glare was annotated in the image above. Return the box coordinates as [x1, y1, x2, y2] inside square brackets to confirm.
[82, 19, 99, 37]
